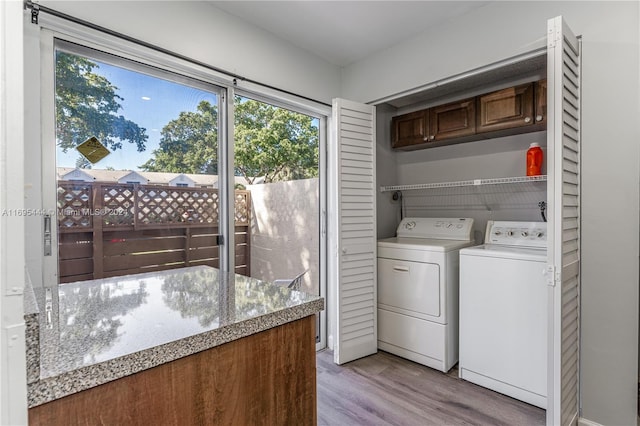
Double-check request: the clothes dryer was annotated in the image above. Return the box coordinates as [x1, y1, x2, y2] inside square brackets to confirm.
[377, 217, 475, 372]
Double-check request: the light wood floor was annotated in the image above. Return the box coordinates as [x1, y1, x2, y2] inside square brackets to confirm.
[317, 349, 545, 426]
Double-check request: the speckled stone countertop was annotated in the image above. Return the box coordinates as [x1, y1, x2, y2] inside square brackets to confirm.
[27, 266, 324, 407]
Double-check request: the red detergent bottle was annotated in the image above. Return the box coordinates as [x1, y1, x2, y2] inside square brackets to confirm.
[526, 142, 543, 176]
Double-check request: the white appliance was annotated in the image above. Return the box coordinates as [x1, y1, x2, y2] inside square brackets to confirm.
[459, 221, 547, 409]
[377, 217, 475, 372]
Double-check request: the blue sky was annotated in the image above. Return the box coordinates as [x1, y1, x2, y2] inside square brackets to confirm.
[56, 56, 218, 171]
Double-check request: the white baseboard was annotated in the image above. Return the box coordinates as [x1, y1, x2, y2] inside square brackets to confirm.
[578, 417, 605, 426]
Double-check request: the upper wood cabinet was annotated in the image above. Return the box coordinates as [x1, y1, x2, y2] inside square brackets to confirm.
[390, 79, 547, 150]
[476, 83, 534, 133]
[391, 110, 429, 149]
[429, 98, 476, 141]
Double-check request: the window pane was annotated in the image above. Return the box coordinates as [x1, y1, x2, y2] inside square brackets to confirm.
[54, 46, 222, 284]
[234, 95, 320, 300]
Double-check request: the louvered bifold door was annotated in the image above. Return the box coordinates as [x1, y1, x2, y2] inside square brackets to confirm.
[332, 98, 377, 365]
[546, 16, 581, 426]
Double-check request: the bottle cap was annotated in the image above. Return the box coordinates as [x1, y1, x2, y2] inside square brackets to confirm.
[529, 142, 540, 148]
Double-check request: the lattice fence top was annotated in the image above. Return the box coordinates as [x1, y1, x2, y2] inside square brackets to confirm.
[58, 182, 251, 230]
[235, 192, 250, 224]
[136, 186, 220, 227]
[57, 183, 93, 230]
[102, 184, 135, 227]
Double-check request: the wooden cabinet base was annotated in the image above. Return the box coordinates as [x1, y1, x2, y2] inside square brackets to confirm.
[29, 316, 317, 426]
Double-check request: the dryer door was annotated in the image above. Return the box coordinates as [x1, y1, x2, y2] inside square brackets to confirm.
[377, 258, 440, 318]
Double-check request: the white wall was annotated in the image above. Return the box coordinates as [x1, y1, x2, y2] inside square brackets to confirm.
[0, 1, 28, 424]
[346, 2, 640, 425]
[388, 132, 548, 243]
[39, 1, 341, 105]
[375, 103, 399, 239]
[247, 179, 319, 294]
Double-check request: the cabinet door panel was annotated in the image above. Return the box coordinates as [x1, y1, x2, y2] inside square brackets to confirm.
[535, 79, 547, 126]
[429, 98, 475, 141]
[391, 110, 428, 148]
[477, 83, 534, 133]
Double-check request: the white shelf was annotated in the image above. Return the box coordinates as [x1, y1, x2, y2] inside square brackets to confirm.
[379, 175, 547, 192]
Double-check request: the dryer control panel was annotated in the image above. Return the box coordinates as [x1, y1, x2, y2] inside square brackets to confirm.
[396, 217, 474, 240]
[485, 221, 547, 248]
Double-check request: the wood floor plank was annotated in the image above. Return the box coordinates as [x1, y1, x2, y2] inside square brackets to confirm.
[317, 349, 545, 426]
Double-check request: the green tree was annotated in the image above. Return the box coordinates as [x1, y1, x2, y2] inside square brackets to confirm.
[141, 97, 318, 183]
[234, 96, 318, 184]
[141, 100, 218, 174]
[55, 51, 148, 162]
[75, 155, 92, 170]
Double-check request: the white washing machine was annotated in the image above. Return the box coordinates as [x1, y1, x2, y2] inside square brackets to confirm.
[459, 221, 547, 409]
[377, 217, 475, 372]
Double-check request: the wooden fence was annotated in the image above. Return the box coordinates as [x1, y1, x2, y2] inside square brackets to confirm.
[57, 181, 251, 283]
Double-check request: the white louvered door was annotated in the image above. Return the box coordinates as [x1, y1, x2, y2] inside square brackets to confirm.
[331, 98, 377, 365]
[546, 16, 581, 426]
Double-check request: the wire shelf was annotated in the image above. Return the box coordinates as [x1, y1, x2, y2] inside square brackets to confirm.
[379, 175, 547, 192]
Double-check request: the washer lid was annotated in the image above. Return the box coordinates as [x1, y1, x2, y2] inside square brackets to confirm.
[460, 244, 547, 261]
[378, 237, 477, 252]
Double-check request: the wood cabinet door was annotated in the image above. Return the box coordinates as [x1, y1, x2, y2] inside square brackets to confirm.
[428, 98, 476, 141]
[535, 79, 547, 126]
[391, 110, 428, 148]
[477, 83, 535, 133]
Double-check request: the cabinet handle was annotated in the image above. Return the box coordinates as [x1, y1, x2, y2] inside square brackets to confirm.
[429, 135, 435, 140]
[423, 136, 429, 141]
[524, 117, 532, 123]
[392, 266, 409, 273]
[536, 115, 543, 122]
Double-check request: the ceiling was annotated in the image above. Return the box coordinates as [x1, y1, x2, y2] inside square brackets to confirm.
[208, 1, 492, 67]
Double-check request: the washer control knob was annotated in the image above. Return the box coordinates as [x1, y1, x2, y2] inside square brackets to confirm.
[521, 231, 528, 237]
[494, 231, 502, 236]
[536, 232, 544, 238]
[507, 231, 514, 236]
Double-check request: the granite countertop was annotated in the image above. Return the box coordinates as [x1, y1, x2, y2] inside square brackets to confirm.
[27, 265, 324, 407]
